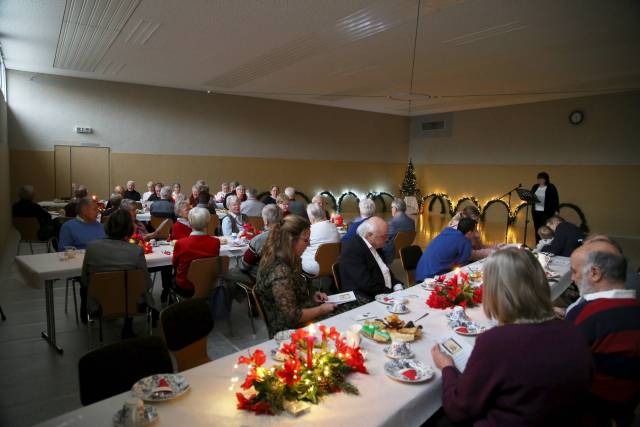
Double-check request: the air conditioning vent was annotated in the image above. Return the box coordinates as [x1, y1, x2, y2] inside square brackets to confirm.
[422, 120, 446, 131]
[414, 113, 453, 138]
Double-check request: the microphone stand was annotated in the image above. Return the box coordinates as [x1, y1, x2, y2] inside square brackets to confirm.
[497, 184, 522, 243]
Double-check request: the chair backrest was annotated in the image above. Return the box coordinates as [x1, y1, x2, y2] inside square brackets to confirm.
[12, 217, 41, 241]
[250, 287, 273, 336]
[151, 217, 173, 239]
[400, 245, 423, 286]
[160, 297, 213, 372]
[100, 215, 110, 224]
[247, 216, 264, 231]
[207, 214, 220, 236]
[314, 242, 341, 277]
[331, 262, 342, 290]
[78, 336, 172, 405]
[88, 270, 147, 320]
[186, 256, 229, 298]
[393, 230, 417, 258]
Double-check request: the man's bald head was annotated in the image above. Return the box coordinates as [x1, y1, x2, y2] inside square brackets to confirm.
[571, 240, 627, 296]
[357, 216, 388, 249]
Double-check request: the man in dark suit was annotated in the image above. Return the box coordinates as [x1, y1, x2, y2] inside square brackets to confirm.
[542, 215, 584, 257]
[383, 198, 416, 263]
[340, 217, 403, 304]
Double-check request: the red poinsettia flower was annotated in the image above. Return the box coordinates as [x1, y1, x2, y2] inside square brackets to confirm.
[236, 392, 255, 410]
[251, 400, 274, 415]
[276, 358, 301, 386]
[240, 368, 257, 390]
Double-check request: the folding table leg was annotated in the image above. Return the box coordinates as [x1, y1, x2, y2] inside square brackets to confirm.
[41, 279, 63, 354]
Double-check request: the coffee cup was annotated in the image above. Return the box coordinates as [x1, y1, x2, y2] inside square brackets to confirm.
[388, 339, 411, 356]
[123, 397, 144, 426]
[391, 302, 408, 313]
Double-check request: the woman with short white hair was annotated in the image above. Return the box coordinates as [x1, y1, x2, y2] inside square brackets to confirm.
[149, 186, 175, 219]
[430, 248, 592, 425]
[301, 203, 340, 275]
[170, 199, 192, 240]
[171, 207, 221, 297]
[221, 195, 248, 236]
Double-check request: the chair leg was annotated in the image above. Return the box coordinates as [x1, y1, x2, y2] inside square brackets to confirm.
[0, 305, 6, 321]
[72, 280, 79, 324]
[64, 279, 69, 314]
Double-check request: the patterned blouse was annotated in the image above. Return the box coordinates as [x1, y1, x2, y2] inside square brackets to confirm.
[255, 259, 316, 337]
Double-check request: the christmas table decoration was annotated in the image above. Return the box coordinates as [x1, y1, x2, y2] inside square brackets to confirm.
[426, 270, 482, 309]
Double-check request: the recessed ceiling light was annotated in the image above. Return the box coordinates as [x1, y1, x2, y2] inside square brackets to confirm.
[388, 92, 431, 102]
[206, 90, 212, 94]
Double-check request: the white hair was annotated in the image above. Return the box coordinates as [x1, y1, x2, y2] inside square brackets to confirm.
[227, 195, 240, 207]
[160, 186, 172, 199]
[18, 185, 34, 200]
[188, 207, 210, 231]
[127, 180, 135, 186]
[174, 199, 190, 216]
[357, 218, 376, 238]
[307, 203, 325, 221]
[284, 187, 295, 198]
[262, 204, 281, 226]
[359, 198, 376, 217]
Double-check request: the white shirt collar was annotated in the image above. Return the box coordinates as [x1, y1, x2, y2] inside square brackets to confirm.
[178, 217, 190, 226]
[360, 236, 392, 289]
[584, 288, 636, 301]
[190, 230, 207, 236]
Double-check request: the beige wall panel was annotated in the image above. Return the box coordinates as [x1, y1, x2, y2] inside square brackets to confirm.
[54, 145, 71, 198]
[70, 146, 110, 200]
[9, 149, 54, 202]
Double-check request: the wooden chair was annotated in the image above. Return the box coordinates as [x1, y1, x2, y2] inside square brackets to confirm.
[393, 230, 417, 259]
[207, 214, 220, 236]
[150, 217, 173, 240]
[160, 297, 213, 372]
[87, 269, 150, 343]
[78, 336, 172, 405]
[314, 242, 341, 278]
[400, 245, 423, 286]
[250, 286, 273, 337]
[12, 217, 54, 254]
[331, 262, 342, 290]
[247, 216, 264, 231]
[186, 256, 229, 299]
[233, 274, 258, 334]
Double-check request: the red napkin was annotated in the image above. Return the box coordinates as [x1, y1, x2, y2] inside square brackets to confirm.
[456, 327, 469, 334]
[157, 377, 170, 388]
[401, 369, 417, 380]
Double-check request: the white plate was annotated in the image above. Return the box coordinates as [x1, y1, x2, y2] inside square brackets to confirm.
[384, 359, 435, 383]
[375, 294, 407, 305]
[132, 374, 190, 402]
[453, 326, 486, 336]
[387, 305, 410, 314]
[420, 278, 437, 291]
[113, 404, 158, 427]
[270, 347, 288, 362]
[383, 345, 414, 359]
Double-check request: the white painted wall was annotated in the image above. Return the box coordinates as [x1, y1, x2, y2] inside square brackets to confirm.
[7, 70, 409, 162]
[410, 91, 640, 165]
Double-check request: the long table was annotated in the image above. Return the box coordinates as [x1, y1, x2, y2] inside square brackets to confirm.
[14, 244, 248, 354]
[37, 256, 571, 427]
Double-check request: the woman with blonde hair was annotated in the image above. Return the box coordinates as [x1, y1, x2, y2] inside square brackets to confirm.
[255, 215, 335, 337]
[430, 248, 593, 426]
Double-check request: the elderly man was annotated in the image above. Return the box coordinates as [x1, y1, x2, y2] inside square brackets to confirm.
[302, 203, 341, 275]
[12, 185, 55, 240]
[341, 198, 376, 241]
[415, 218, 476, 281]
[383, 198, 415, 263]
[102, 193, 123, 217]
[149, 186, 175, 219]
[64, 185, 88, 217]
[565, 241, 640, 426]
[58, 198, 105, 250]
[312, 194, 329, 219]
[340, 217, 403, 303]
[147, 182, 163, 202]
[541, 215, 584, 256]
[284, 186, 306, 217]
[221, 195, 248, 236]
[240, 188, 265, 217]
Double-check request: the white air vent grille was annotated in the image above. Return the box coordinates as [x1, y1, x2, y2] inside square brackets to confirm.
[204, 1, 415, 89]
[54, 0, 141, 72]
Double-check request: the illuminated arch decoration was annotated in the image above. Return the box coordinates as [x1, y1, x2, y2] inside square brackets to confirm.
[366, 191, 396, 212]
[422, 193, 454, 216]
[319, 191, 337, 211]
[295, 191, 311, 203]
[337, 191, 360, 213]
[558, 203, 589, 233]
[256, 191, 270, 202]
[453, 196, 481, 214]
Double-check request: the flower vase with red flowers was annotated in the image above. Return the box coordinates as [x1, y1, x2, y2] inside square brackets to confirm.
[128, 233, 153, 254]
[426, 271, 483, 309]
[238, 223, 261, 241]
[233, 324, 367, 415]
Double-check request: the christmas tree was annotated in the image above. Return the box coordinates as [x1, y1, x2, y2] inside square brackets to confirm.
[399, 159, 422, 201]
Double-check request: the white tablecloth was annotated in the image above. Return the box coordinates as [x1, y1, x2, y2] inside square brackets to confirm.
[37, 256, 571, 427]
[137, 210, 227, 222]
[38, 200, 68, 209]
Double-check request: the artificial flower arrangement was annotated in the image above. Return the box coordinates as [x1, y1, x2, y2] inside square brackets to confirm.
[329, 213, 344, 227]
[238, 223, 262, 241]
[233, 324, 367, 415]
[128, 233, 153, 254]
[426, 270, 482, 309]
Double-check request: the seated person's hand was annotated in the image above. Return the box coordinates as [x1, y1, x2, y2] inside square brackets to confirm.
[553, 306, 567, 319]
[431, 344, 455, 370]
[313, 292, 328, 303]
[320, 303, 336, 315]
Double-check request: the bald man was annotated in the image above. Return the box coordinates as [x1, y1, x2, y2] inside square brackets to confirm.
[339, 217, 403, 303]
[565, 240, 640, 425]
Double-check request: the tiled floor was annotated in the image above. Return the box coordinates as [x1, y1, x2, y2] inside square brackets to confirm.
[0, 212, 638, 426]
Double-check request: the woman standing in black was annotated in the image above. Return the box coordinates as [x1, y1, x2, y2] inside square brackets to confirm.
[531, 172, 559, 243]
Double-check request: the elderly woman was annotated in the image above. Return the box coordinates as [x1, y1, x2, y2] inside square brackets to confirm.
[221, 195, 248, 236]
[276, 193, 290, 218]
[341, 198, 376, 241]
[169, 199, 192, 240]
[255, 215, 336, 337]
[149, 186, 174, 219]
[263, 185, 279, 205]
[120, 199, 156, 240]
[430, 248, 592, 426]
[142, 181, 155, 202]
[80, 209, 152, 337]
[172, 182, 183, 200]
[301, 203, 340, 275]
[171, 207, 221, 298]
[215, 182, 229, 203]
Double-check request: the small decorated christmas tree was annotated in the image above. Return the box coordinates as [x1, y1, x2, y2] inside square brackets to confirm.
[399, 159, 422, 202]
